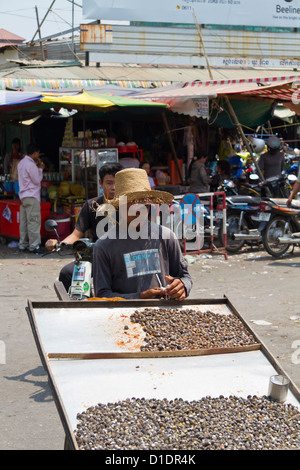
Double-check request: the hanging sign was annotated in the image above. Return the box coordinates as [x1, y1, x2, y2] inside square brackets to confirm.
[83, 0, 300, 28]
[193, 98, 209, 118]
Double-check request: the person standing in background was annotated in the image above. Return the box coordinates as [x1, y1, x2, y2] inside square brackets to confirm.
[258, 136, 284, 179]
[45, 162, 123, 292]
[188, 154, 211, 193]
[4, 137, 22, 176]
[17, 144, 45, 254]
[140, 161, 155, 188]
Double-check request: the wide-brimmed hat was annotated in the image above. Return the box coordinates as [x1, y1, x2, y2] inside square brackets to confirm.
[104, 168, 173, 209]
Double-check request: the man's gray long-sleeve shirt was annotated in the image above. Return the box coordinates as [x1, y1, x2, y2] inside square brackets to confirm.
[93, 221, 193, 299]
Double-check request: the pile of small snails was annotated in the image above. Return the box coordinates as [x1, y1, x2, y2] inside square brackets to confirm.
[129, 307, 257, 351]
[74, 395, 300, 450]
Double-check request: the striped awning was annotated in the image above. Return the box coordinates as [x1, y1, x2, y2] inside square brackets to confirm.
[239, 78, 300, 103]
[129, 75, 300, 119]
[136, 75, 300, 100]
[0, 77, 171, 91]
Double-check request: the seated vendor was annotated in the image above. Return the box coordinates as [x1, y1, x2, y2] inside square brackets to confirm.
[45, 162, 123, 292]
[93, 168, 193, 300]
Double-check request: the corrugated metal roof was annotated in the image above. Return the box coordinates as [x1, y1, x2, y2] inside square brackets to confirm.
[80, 25, 300, 66]
[7, 34, 300, 89]
[1, 61, 300, 91]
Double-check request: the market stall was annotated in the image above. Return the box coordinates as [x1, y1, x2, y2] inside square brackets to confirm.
[27, 297, 300, 450]
[1, 78, 299, 245]
[0, 89, 169, 243]
[0, 199, 51, 244]
[133, 75, 300, 174]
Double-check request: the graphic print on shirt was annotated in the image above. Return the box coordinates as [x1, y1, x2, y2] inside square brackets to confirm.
[124, 249, 161, 278]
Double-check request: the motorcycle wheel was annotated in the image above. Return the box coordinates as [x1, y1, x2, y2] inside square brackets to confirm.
[262, 216, 291, 257]
[219, 213, 248, 253]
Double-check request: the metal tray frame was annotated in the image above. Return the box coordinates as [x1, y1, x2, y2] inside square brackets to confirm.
[26, 296, 300, 450]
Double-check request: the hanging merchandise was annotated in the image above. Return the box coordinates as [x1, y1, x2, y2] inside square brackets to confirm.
[184, 126, 194, 168]
[61, 118, 74, 147]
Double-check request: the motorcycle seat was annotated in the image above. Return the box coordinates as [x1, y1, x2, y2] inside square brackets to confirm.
[291, 199, 300, 208]
[226, 195, 261, 206]
[269, 198, 289, 205]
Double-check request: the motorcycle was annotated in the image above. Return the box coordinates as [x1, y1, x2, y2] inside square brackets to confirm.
[259, 195, 300, 257]
[218, 192, 262, 253]
[44, 219, 94, 300]
[218, 174, 296, 253]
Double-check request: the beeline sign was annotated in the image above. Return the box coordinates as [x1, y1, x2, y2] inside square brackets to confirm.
[83, 0, 300, 28]
[277, 4, 300, 13]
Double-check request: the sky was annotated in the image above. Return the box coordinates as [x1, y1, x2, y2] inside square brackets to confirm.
[0, 1, 85, 42]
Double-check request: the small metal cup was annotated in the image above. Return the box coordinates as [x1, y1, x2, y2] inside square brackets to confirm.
[268, 374, 290, 402]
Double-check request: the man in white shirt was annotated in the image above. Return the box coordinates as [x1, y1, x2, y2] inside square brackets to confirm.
[17, 144, 44, 253]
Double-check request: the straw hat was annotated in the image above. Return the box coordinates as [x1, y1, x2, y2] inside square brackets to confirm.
[106, 168, 173, 209]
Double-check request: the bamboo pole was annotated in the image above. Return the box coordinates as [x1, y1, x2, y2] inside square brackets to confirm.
[31, 0, 56, 44]
[193, 11, 213, 81]
[224, 97, 268, 185]
[193, 11, 269, 193]
[162, 112, 184, 184]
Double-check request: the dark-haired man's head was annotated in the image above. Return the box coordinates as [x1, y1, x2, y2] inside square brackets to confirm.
[26, 144, 40, 162]
[27, 143, 40, 156]
[99, 162, 123, 200]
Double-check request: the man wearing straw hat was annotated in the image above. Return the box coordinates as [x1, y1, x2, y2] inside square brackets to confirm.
[93, 168, 193, 300]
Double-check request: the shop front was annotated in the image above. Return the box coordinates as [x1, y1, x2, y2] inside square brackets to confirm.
[0, 89, 172, 245]
[0, 78, 297, 247]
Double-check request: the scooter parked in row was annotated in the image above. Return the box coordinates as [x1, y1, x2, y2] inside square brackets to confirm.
[44, 219, 94, 300]
[258, 195, 300, 257]
[219, 173, 296, 253]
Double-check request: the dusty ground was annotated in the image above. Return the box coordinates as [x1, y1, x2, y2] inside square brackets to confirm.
[0, 242, 300, 450]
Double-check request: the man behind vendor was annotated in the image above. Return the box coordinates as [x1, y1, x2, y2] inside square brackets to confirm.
[45, 162, 123, 291]
[93, 168, 193, 300]
[18, 144, 44, 254]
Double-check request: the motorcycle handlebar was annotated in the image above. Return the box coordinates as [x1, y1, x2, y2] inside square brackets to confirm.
[42, 241, 73, 257]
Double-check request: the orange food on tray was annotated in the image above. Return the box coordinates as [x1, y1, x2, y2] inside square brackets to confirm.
[86, 297, 125, 301]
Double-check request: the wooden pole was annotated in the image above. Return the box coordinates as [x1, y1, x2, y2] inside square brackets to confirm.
[224, 96, 267, 182]
[35, 6, 45, 60]
[31, 0, 56, 44]
[193, 11, 213, 81]
[162, 112, 184, 184]
[193, 13, 269, 193]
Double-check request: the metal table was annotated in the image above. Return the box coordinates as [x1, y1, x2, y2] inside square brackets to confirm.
[26, 297, 300, 450]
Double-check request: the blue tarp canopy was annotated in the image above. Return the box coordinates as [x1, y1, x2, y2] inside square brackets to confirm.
[0, 90, 42, 106]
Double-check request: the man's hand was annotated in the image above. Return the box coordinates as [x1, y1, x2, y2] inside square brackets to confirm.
[36, 157, 45, 169]
[45, 239, 58, 251]
[287, 181, 300, 206]
[164, 275, 186, 300]
[140, 287, 165, 299]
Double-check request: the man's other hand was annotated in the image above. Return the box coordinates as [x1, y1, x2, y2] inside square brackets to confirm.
[45, 239, 58, 251]
[140, 287, 165, 299]
[164, 275, 186, 300]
